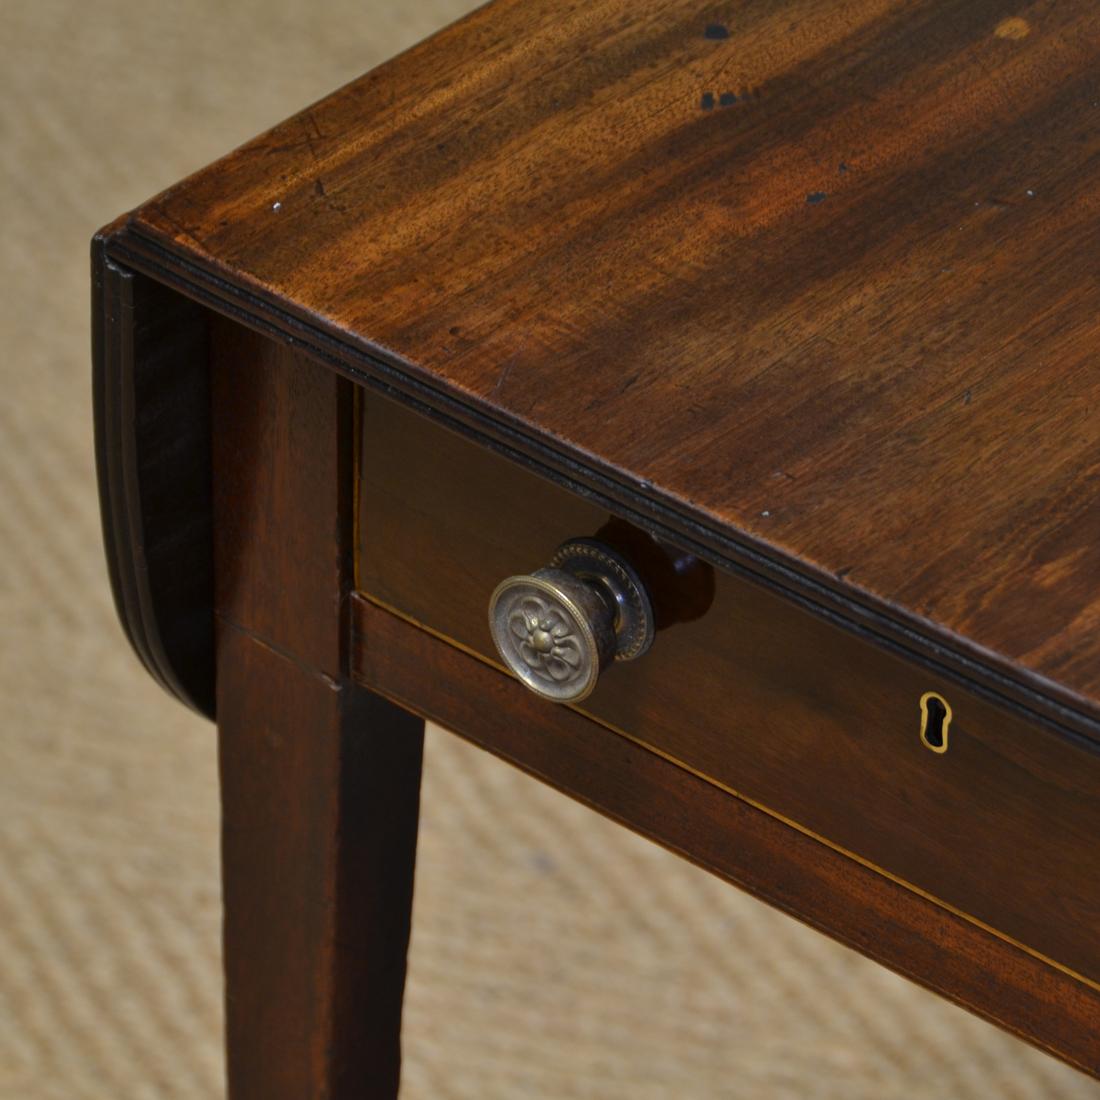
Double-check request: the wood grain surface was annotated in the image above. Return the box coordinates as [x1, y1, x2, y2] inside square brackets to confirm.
[116, 0, 1100, 724]
[351, 593, 1100, 1080]
[212, 322, 424, 1099]
[357, 391, 1100, 990]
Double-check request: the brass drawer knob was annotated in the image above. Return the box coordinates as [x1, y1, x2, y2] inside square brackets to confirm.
[489, 539, 654, 703]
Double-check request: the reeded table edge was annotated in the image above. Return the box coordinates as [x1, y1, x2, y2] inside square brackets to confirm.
[94, 219, 1100, 744]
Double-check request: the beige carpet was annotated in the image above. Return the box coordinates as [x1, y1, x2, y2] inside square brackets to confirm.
[0, 3, 1095, 1097]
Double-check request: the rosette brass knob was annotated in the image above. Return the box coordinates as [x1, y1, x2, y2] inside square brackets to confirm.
[488, 539, 654, 703]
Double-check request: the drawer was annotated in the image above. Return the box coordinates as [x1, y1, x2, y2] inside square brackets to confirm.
[357, 391, 1100, 989]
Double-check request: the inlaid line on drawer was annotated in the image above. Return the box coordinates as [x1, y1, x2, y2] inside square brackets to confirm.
[351, 589, 1100, 1000]
[356, 392, 1100, 998]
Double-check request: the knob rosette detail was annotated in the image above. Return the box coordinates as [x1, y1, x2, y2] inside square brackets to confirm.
[488, 539, 654, 702]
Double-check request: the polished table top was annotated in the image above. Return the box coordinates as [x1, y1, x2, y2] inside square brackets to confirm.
[108, 0, 1100, 738]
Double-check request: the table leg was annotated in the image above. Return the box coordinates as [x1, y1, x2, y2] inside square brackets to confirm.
[218, 632, 423, 1098]
[210, 319, 423, 1097]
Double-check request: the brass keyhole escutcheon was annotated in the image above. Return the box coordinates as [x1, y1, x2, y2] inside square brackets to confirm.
[919, 692, 952, 754]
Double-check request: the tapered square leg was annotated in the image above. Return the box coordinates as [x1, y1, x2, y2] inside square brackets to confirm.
[218, 628, 423, 1099]
[210, 317, 422, 1098]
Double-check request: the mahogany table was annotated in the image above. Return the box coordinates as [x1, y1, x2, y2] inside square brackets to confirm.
[94, 1, 1100, 1094]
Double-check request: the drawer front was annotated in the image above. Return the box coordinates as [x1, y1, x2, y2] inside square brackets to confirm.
[357, 392, 1100, 988]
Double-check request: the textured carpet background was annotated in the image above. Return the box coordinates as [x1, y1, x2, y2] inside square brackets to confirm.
[0, 3, 1094, 1097]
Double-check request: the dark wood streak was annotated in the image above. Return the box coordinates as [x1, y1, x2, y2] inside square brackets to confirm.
[99, 0, 1100, 735]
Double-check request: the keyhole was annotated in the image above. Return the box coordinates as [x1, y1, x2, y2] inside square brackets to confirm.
[919, 692, 951, 754]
